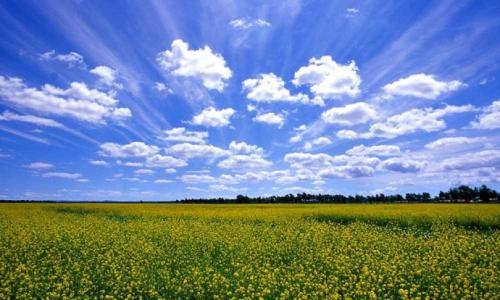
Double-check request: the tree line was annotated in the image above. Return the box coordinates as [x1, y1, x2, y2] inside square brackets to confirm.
[179, 184, 499, 204]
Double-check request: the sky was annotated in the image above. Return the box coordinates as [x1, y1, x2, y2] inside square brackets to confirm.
[0, 0, 499, 201]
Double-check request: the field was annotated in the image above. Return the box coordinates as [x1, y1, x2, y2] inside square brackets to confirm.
[0, 203, 499, 299]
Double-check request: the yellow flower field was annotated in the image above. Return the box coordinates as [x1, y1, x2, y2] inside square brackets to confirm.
[0, 203, 499, 299]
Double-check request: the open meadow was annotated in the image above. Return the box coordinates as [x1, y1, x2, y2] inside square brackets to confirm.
[0, 203, 499, 299]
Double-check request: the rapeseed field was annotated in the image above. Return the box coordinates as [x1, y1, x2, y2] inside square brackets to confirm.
[0, 203, 498, 299]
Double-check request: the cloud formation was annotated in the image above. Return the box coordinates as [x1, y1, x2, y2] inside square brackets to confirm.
[157, 39, 232, 92]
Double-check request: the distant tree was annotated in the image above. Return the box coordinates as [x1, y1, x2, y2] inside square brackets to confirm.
[422, 192, 431, 202]
[479, 185, 492, 202]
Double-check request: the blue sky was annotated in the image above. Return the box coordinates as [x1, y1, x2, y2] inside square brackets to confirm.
[0, 0, 499, 201]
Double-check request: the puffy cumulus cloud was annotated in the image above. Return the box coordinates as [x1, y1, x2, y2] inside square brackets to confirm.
[162, 127, 208, 144]
[346, 144, 401, 157]
[27, 162, 53, 169]
[333, 155, 381, 167]
[39, 50, 86, 68]
[89, 160, 108, 166]
[99, 142, 160, 158]
[118, 161, 143, 167]
[312, 137, 332, 146]
[382, 73, 464, 100]
[217, 154, 272, 170]
[368, 105, 475, 138]
[0, 111, 64, 128]
[191, 107, 235, 127]
[470, 100, 500, 130]
[90, 65, 120, 87]
[156, 39, 232, 92]
[379, 157, 425, 173]
[134, 168, 154, 175]
[304, 137, 332, 150]
[321, 102, 377, 126]
[214, 170, 297, 186]
[336, 129, 361, 139]
[145, 154, 187, 168]
[440, 167, 500, 185]
[284, 152, 334, 170]
[229, 141, 263, 155]
[181, 174, 216, 184]
[293, 56, 361, 101]
[42, 172, 82, 179]
[166, 143, 229, 160]
[438, 150, 500, 171]
[284, 152, 379, 180]
[0, 76, 131, 124]
[165, 168, 177, 174]
[425, 136, 486, 150]
[285, 152, 378, 169]
[253, 112, 284, 127]
[319, 165, 375, 179]
[242, 73, 312, 104]
[229, 18, 271, 29]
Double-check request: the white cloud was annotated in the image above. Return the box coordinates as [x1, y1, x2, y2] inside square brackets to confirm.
[0, 111, 64, 128]
[89, 160, 108, 166]
[319, 165, 375, 178]
[134, 168, 154, 175]
[156, 39, 232, 92]
[166, 143, 228, 159]
[162, 127, 208, 144]
[155, 179, 173, 184]
[379, 157, 425, 173]
[154, 82, 173, 93]
[438, 150, 500, 171]
[284, 152, 335, 170]
[293, 56, 361, 101]
[242, 73, 311, 104]
[0, 76, 131, 124]
[470, 100, 500, 130]
[382, 73, 464, 99]
[425, 136, 486, 149]
[229, 18, 271, 29]
[27, 162, 53, 169]
[312, 137, 332, 146]
[217, 154, 272, 170]
[165, 168, 176, 174]
[181, 174, 216, 184]
[368, 105, 475, 138]
[39, 50, 85, 68]
[304, 137, 332, 150]
[336, 129, 359, 139]
[253, 112, 284, 127]
[346, 145, 401, 157]
[42, 172, 82, 179]
[284, 152, 379, 180]
[346, 8, 359, 14]
[321, 102, 377, 126]
[191, 107, 235, 127]
[228, 141, 263, 155]
[118, 161, 143, 167]
[90, 65, 120, 87]
[247, 104, 256, 112]
[99, 142, 160, 158]
[145, 154, 188, 168]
